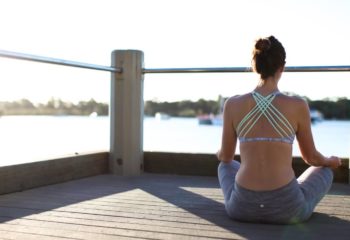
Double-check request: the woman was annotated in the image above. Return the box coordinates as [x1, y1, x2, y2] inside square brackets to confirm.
[217, 36, 342, 224]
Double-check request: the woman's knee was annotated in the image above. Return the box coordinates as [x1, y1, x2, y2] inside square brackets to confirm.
[324, 167, 334, 180]
[317, 167, 334, 187]
[298, 166, 333, 183]
[218, 160, 239, 173]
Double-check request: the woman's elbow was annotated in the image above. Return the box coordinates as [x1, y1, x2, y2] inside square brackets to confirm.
[302, 151, 324, 166]
[217, 150, 234, 163]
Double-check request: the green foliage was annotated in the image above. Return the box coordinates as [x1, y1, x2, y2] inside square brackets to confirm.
[145, 96, 350, 120]
[178, 108, 197, 117]
[144, 99, 220, 117]
[0, 98, 108, 116]
[308, 98, 350, 119]
[1, 96, 349, 119]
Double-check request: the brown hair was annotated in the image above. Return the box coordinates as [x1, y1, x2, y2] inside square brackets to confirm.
[252, 36, 286, 79]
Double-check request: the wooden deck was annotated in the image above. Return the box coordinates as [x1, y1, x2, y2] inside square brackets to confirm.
[0, 174, 349, 240]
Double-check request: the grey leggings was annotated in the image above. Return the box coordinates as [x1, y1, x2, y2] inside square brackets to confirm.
[218, 160, 333, 224]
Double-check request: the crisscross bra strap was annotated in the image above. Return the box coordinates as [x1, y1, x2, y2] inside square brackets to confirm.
[237, 91, 295, 144]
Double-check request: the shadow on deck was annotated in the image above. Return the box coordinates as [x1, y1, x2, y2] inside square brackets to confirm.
[0, 173, 349, 240]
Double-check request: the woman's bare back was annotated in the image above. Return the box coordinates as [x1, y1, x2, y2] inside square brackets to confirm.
[227, 92, 305, 190]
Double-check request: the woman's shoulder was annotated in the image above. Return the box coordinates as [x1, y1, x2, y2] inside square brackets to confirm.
[224, 93, 255, 116]
[278, 93, 308, 105]
[277, 93, 310, 116]
[226, 93, 252, 104]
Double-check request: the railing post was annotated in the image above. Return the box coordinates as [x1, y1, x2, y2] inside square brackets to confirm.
[110, 50, 144, 175]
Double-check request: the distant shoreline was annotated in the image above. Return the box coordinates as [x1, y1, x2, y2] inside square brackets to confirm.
[1, 97, 349, 119]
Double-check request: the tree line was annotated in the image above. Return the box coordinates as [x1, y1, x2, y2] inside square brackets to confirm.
[1, 97, 350, 119]
[145, 98, 221, 117]
[145, 96, 350, 120]
[0, 98, 108, 116]
[308, 98, 350, 119]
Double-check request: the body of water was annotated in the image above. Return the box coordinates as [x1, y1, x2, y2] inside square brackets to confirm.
[144, 117, 350, 158]
[0, 116, 109, 167]
[0, 116, 349, 167]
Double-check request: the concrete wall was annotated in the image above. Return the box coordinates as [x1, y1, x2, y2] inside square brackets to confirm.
[144, 151, 349, 183]
[0, 152, 108, 195]
[0, 151, 347, 195]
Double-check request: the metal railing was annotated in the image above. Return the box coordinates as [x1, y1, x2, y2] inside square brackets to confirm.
[0, 50, 120, 73]
[144, 66, 350, 74]
[1, 49, 350, 74]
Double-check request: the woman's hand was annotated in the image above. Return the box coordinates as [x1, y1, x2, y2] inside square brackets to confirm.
[326, 156, 342, 169]
[216, 150, 221, 161]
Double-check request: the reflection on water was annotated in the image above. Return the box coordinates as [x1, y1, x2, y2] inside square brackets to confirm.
[0, 116, 349, 167]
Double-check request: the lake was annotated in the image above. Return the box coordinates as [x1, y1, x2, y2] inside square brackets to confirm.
[0, 116, 349, 167]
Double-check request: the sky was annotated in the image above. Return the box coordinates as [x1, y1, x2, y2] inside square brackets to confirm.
[0, 0, 349, 104]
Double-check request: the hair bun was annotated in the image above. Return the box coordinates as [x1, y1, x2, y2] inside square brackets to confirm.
[255, 38, 271, 52]
[251, 35, 286, 79]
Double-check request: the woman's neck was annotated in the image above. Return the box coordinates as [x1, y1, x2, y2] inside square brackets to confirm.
[255, 79, 279, 95]
[254, 74, 280, 95]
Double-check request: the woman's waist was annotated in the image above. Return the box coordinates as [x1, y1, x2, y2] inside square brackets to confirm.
[235, 177, 298, 196]
[236, 166, 295, 191]
[239, 144, 293, 164]
[239, 140, 293, 154]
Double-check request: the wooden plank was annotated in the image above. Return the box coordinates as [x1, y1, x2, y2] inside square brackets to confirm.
[0, 230, 75, 240]
[0, 174, 349, 240]
[0, 209, 234, 236]
[0, 205, 229, 227]
[3, 210, 349, 240]
[0, 224, 140, 240]
[0, 216, 242, 240]
[0, 198, 225, 217]
[0, 201, 225, 222]
[0, 186, 224, 206]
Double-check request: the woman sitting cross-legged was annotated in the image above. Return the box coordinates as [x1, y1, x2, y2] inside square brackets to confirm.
[217, 35, 342, 224]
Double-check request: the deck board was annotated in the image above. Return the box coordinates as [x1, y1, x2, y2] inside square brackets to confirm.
[0, 174, 349, 240]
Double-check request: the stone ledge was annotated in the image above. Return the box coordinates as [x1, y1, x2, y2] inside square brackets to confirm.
[0, 152, 109, 195]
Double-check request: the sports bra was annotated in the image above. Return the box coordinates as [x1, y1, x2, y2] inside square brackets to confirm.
[237, 91, 296, 144]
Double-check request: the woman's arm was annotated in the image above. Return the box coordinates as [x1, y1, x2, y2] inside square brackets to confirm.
[296, 100, 341, 169]
[217, 98, 237, 163]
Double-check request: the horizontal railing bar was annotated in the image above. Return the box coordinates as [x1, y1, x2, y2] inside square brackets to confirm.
[0, 49, 121, 73]
[143, 67, 251, 73]
[285, 66, 350, 72]
[144, 65, 350, 74]
[1, 49, 349, 74]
